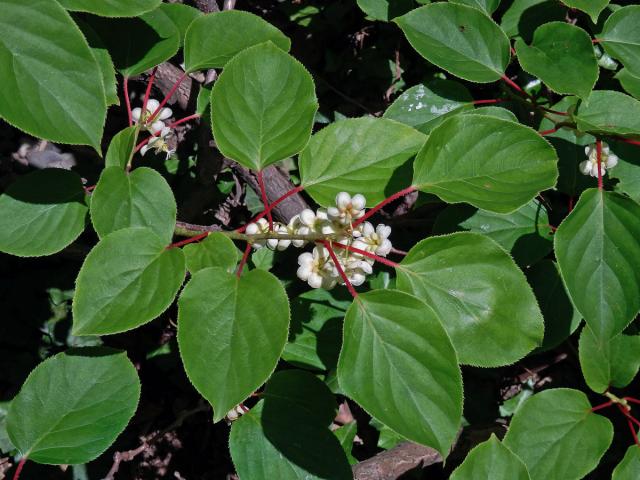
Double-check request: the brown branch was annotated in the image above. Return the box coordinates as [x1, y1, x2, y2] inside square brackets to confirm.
[193, 0, 220, 13]
[352, 442, 443, 480]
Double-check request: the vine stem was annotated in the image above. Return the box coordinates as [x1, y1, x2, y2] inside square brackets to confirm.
[596, 139, 603, 190]
[501, 74, 526, 95]
[352, 186, 416, 228]
[257, 170, 273, 230]
[142, 67, 158, 118]
[323, 241, 358, 298]
[123, 77, 133, 127]
[472, 98, 504, 105]
[236, 243, 252, 278]
[236, 185, 305, 233]
[618, 137, 640, 146]
[618, 405, 640, 446]
[168, 232, 209, 249]
[148, 72, 188, 124]
[12, 457, 26, 480]
[331, 242, 399, 268]
[590, 400, 613, 412]
[625, 397, 640, 405]
[539, 128, 558, 136]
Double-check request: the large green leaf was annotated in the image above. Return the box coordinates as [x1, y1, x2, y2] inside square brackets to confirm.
[105, 126, 138, 169]
[616, 68, 640, 100]
[574, 91, 640, 136]
[601, 6, 640, 78]
[450, 434, 531, 480]
[356, 0, 414, 21]
[562, 0, 609, 23]
[298, 117, 425, 206]
[515, 22, 597, 99]
[58, 0, 161, 17]
[500, 0, 566, 41]
[178, 267, 289, 422]
[158, 3, 201, 46]
[90, 166, 177, 243]
[7, 348, 139, 464]
[555, 189, 640, 340]
[503, 389, 613, 480]
[211, 42, 317, 171]
[72, 227, 186, 335]
[396, 232, 544, 366]
[579, 326, 640, 393]
[229, 371, 351, 479]
[84, 7, 180, 77]
[412, 115, 558, 214]
[395, 3, 510, 83]
[0, 0, 106, 149]
[382, 79, 473, 134]
[450, 0, 501, 14]
[613, 445, 640, 480]
[183, 232, 239, 274]
[0, 169, 88, 257]
[184, 10, 290, 71]
[337, 289, 462, 455]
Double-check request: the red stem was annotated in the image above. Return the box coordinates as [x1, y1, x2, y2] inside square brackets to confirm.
[124, 77, 133, 127]
[352, 186, 416, 228]
[142, 67, 158, 119]
[539, 106, 568, 116]
[592, 38, 602, 44]
[501, 75, 524, 94]
[323, 241, 358, 298]
[12, 458, 26, 480]
[590, 400, 613, 412]
[331, 242, 399, 268]
[628, 418, 640, 446]
[148, 72, 188, 124]
[236, 185, 305, 233]
[472, 99, 504, 105]
[568, 196, 574, 212]
[596, 139, 603, 190]
[167, 232, 209, 249]
[618, 137, 640, 146]
[257, 170, 273, 230]
[134, 114, 201, 153]
[625, 397, 640, 405]
[618, 405, 640, 446]
[236, 243, 252, 278]
[539, 128, 558, 136]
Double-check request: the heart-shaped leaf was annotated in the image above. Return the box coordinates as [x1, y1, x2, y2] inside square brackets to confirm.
[182, 232, 240, 274]
[613, 445, 640, 480]
[450, 434, 531, 480]
[450, 0, 501, 15]
[601, 5, 640, 78]
[58, 0, 161, 17]
[105, 126, 138, 169]
[562, 0, 609, 23]
[574, 91, 640, 136]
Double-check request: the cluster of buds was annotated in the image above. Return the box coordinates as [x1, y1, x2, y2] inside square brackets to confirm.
[579, 142, 619, 177]
[132, 98, 176, 159]
[245, 192, 393, 290]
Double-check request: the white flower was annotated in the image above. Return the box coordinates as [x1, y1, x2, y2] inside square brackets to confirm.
[297, 246, 337, 289]
[140, 127, 175, 160]
[225, 404, 248, 424]
[245, 218, 270, 249]
[352, 222, 392, 256]
[132, 99, 172, 133]
[327, 192, 366, 225]
[266, 223, 291, 251]
[580, 142, 619, 177]
[342, 258, 373, 286]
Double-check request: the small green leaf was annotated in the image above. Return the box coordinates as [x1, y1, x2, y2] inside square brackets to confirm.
[7, 348, 140, 464]
[0, 0, 106, 149]
[334, 422, 358, 465]
[616, 68, 640, 100]
[59, 0, 161, 17]
[574, 91, 640, 136]
[613, 445, 640, 480]
[601, 5, 640, 78]
[72, 227, 186, 335]
[450, 434, 531, 480]
[356, 0, 414, 21]
[609, 140, 640, 203]
[503, 389, 613, 480]
[382, 79, 473, 134]
[105, 126, 138, 169]
[184, 10, 290, 71]
[579, 326, 640, 393]
[0, 169, 88, 257]
[412, 115, 558, 214]
[395, 3, 510, 83]
[178, 267, 289, 422]
[561, 0, 609, 23]
[90, 167, 176, 243]
[396, 233, 544, 366]
[555, 189, 640, 340]
[337, 289, 462, 455]
[183, 232, 239, 273]
[515, 22, 597, 99]
[450, 0, 501, 14]
[299, 117, 425, 206]
[211, 42, 317, 171]
[158, 3, 201, 46]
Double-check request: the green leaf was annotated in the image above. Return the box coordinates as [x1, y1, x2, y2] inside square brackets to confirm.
[211, 42, 317, 171]
[500, 0, 566, 41]
[395, 3, 510, 83]
[396, 232, 544, 366]
[515, 22, 597, 99]
[334, 422, 358, 465]
[183, 232, 239, 273]
[601, 5, 640, 78]
[433, 200, 554, 267]
[7, 348, 140, 464]
[60, 0, 160, 16]
[412, 115, 558, 214]
[184, 11, 290, 71]
[579, 326, 640, 393]
[84, 8, 180, 77]
[0, 0, 106, 149]
[616, 68, 640, 100]
[574, 91, 640, 136]
[229, 371, 351, 479]
[337, 289, 462, 455]
[105, 126, 138, 169]
[177, 267, 289, 422]
[158, 3, 201, 46]
[90, 167, 176, 243]
[450, 0, 501, 14]
[0, 169, 88, 257]
[503, 388, 613, 480]
[72, 227, 186, 335]
[527, 260, 581, 351]
[356, 0, 414, 21]
[555, 189, 640, 340]
[609, 140, 640, 203]
[450, 434, 531, 480]
[382, 79, 473, 134]
[299, 117, 425, 206]
[464, 106, 518, 122]
[562, 0, 609, 23]
[613, 445, 640, 480]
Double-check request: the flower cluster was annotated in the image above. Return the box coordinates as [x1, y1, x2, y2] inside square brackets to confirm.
[245, 192, 393, 290]
[579, 142, 619, 177]
[133, 98, 176, 159]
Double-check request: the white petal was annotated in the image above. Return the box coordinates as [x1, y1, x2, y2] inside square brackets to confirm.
[584, 145, 591, 156]
[140, 144, 150, 156]
[362, 222, 375, 236]
[297, 265, 312, 281]
[376, 224, 391, 239]
[376, 240, 393, 256]
[298, 252, 314, 266]
[336, 192, 351, 209]
[349, 272, 366, 286]
[146, 99, 160, 112]
[308, 273, 323, 289]
[351, 194, 366, 210]
[292, 239, 305, 248]
[316, 208, 329, 221]
[159, 107, 173, 120]
[579, 160, 591, 175]
[131, 108, 142, 122]
[257, 218, 269, 229]
[267, 238, 278, 250]
[606, 154, 618, 168]
[327, 207, 340, 219]
[150, 121, 166, 134]
[300, 209, 316, 226]
[277, 239, 291, 251]
[245, 223, 259, 235]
